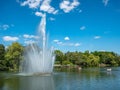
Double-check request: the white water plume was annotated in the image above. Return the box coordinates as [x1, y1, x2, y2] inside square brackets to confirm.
[20, 13, 55, 75]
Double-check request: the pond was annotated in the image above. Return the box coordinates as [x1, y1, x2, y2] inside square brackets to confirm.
[0, 67, 120, 90]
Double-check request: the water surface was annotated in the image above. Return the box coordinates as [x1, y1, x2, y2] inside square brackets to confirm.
[0, 67, 120, 90]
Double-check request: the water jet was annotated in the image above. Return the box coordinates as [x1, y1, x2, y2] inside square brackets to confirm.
[19, 13, 55, 75]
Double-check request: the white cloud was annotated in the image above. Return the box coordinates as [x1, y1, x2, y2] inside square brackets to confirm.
[80, 26, 86, 30]
[0, 24, 9, 30]
[62, 42, 81, 47]
[60, 0, 80, 13]
[24, 40, 37, 44]
[23, 34, 30, 38]
[49, 17, 55, 21]
[40, 0, 58, 14]
[23, 34, 39, 39]
[53, 39, 59, 43]
[53, 39, 81, 47]
[53, 39, 63, 45]
[21, 0, 41, 9]
[94, 36, 101, 39]
[3, 25, 9, 30]
[3, 36, 19, 41]
[74, 43, 81, 47]
[103, 0, 109, 6]
[35, 11, 43, 17]
[57, 41, 63, 45]
[20, 0, 58, 15]
[20, 0, 80, 15]
[64, 36, 70, 40]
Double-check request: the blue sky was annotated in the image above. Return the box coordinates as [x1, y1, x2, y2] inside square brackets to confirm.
[0, 0, 120, 54]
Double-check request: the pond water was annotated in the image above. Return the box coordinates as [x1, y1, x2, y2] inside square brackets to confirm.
[0, 67, 120, 90]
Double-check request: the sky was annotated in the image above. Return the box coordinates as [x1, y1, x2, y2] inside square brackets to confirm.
[0, 0, 120, 54]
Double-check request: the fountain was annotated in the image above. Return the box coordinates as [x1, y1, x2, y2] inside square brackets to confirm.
[19, 13, 55, 75]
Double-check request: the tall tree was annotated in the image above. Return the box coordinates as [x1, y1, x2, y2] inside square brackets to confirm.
[54, 50, 64, 65]
[0, 44, 5, 70]
[5, 42, 23, 71]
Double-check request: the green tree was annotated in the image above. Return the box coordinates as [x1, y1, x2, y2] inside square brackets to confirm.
[77, 54, 88, 67]
[5, 42, 23, 71]
[115, 56, 120, 66]
[0, 44, 6, 70]
[92, 51, 119, 67]
[54, 50, 120, 68]
[86, 54, 100, 67]
[54, 50, 64, 65]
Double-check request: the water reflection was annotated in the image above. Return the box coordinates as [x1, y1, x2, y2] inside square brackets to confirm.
[0, 74, 55, 90]
[20, 75, 55, 90]
[1, 67, 120, 90]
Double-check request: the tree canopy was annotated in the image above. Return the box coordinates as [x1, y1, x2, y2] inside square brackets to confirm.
[55, 50, 120, 67]
[0, 42, 120, 72]
[0, 42, 24, 71]
[0, 44, 5, 70]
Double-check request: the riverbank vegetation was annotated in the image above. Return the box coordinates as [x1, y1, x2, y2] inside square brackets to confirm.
[54, 50, 120, 68]
[0, 42, 120, 71]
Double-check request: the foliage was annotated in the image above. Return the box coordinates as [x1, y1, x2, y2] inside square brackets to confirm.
[5, 42, 24, 71]
[0, 44, 6, 70]
[54, 50, 64, 65]
[54, 50, 120, 67]
[0, 42, 120, 71]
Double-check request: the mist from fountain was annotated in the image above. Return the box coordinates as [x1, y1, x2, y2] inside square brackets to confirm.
[19, 13, 55, 75]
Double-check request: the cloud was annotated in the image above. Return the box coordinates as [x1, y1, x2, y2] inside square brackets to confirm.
[0, 24, 9, 30]
[74, 43, 81, 46]
[2, 25, 9, 30]
[23, 34, 39, 39]
[20, 0, 58, 15]
[49, 17, 55, 21]
[24, 40, 37, 44]
[102, 0, 109, 6]
[53, 39, 59, 43]
[40, 0, 58, 14]
[94, 36, 101, 39]
[64, 36, 70, 40]
[62, 42, 81, 47]
[23, 34, 39, 44]
[0, 24, 14, 30]
[53, 39, 63, 45]
[21, 0, 41, 9]
[63, 43, 81, 47]
[80, 26, 86, 30]
[35, 11, 43, 17]
[53, 39, 81, 47]
[57, 41, 63, 45]
[3, 36, 19, 41]
[20, 0, 80, 15]
[60, 0, 80, 13]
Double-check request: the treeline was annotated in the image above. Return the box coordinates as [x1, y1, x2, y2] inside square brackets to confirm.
[0, 42, 120, 71]
[54, 50, 120, 67]
[0, 42, 23, 71]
